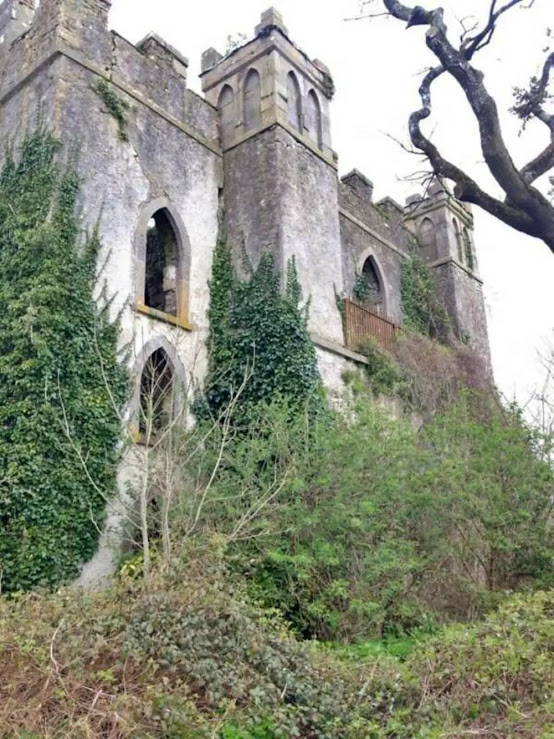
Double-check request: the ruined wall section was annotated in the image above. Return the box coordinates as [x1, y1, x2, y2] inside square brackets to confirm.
[0, 0, 222, 387]
[338, 174, 410, 325]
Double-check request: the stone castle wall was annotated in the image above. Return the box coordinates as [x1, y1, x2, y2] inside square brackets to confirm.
[0, 0, 493, 580]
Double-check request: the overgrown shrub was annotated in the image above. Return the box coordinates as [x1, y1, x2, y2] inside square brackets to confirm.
[184, 392, 554, 641]
[0, 547, 374, 737]
[401, 255, 449, 340]
[0, 130, 127, 592]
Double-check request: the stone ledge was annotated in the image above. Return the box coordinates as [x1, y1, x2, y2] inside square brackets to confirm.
[224, 120, 338, 170]
[135, 303, 195, 331]
[311, 333, 369, 365]
[429, 256, 483, 284]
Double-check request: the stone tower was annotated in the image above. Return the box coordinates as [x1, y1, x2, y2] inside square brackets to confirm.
[201, 8, 345, 346]
[404, 181, 491, 364]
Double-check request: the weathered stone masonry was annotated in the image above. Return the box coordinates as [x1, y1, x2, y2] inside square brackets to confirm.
[0, 0, 492, 578]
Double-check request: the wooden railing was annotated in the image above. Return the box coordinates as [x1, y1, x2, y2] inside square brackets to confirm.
[343, 299, 398, 353]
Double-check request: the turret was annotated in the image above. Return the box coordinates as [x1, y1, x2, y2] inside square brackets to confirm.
[200, 8, 345, 346]
[404, 180, 490, 365]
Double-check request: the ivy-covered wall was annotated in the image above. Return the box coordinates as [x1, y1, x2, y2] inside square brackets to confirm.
[0, 130, 127, 592]
[200, 242, 323, 423]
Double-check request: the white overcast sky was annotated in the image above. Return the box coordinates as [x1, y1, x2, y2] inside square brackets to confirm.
[108, 0, 554, 405]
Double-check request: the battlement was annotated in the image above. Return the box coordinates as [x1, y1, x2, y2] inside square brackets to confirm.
[0, 0, 218, 148]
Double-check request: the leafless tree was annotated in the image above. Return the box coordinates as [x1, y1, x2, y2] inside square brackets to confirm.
[360, 0, 554, 253]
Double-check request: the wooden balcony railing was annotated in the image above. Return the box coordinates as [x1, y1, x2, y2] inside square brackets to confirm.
[343, 298, 398, 353]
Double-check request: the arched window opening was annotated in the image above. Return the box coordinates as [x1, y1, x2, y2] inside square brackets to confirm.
[354, 256, 384, 309]
[145, 209, 179, 316]
[463, 227, 475, 271]
[139, 348, 174, 436]
[287, 71, 302, 130]
[218, 84, 235, 147]
[418, 217, 438, 261]
[306, 90, 323, 149]
[244, 69, 261, 132]
[453, 218, 464, 262]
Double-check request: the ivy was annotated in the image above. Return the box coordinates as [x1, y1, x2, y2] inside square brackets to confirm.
[400, 255, 449, 341]
[94, 79, 130, 142]
[200, 243, 323, 424]
[0, 129, 127, 592]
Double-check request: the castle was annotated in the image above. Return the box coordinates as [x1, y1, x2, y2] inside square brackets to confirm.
[0, 1, 491, 575]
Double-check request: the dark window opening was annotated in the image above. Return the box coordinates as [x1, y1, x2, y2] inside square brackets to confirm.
[139, 348, 174, 436]
[145, 210, 178, 316]
[354, 256, 383, 308]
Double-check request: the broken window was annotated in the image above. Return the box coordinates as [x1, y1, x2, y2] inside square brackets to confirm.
[353, 255, 384, 310]
[145, 209, 178, 316]
[139, 348, 174, 436]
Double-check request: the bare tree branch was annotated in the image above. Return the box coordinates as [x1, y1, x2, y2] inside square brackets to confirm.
[372, 0, 554, 252]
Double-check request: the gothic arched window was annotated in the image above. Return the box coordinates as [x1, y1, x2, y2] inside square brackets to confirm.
[463, 227, 475, 271]
[287, 71, 302, 130]
[354, 255, 384, 309]
[244, 69, 261, 132]
[139, 348, 174, 436]
[218, 84, 235, 147]
[418, 217, 438, 261]
[306, 89, 323, 149]
[145, 209, 179, 317]
[453, 218, 464, 262]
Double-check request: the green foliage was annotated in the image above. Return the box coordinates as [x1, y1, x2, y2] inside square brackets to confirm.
[189, 392, 554, 641]
[0, 129, 127, 592]
[0, 549, 376, 737]
[94, 78, 130, 142]
[201, 242, 322, 423]
[400, 255, 449, 340]
[357, 337, 407, 397]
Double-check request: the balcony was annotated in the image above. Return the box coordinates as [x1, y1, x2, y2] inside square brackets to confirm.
[343, 298, 398, 354]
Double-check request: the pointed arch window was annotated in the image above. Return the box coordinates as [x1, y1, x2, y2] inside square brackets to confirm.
[463, 227, 475, 271]
[306, 89, 323, 149]
[137, 203, 191, 329]
[453, 218, 464, 262]
[145, 210, 179, 316]
[287, 71, 302, 130]
[218, 84, 235, 147]
[354, 255, 384, 310]
[418, 217, 438, 261]
[139, 348, 174, 437]
[244, 69, 261, 132]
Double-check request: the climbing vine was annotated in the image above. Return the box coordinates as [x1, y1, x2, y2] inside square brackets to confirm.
[0, 129, 127, 592]
[94, 78, 130, 142]
[401, 255, 450, 341]
[200, 242, 322, 424]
